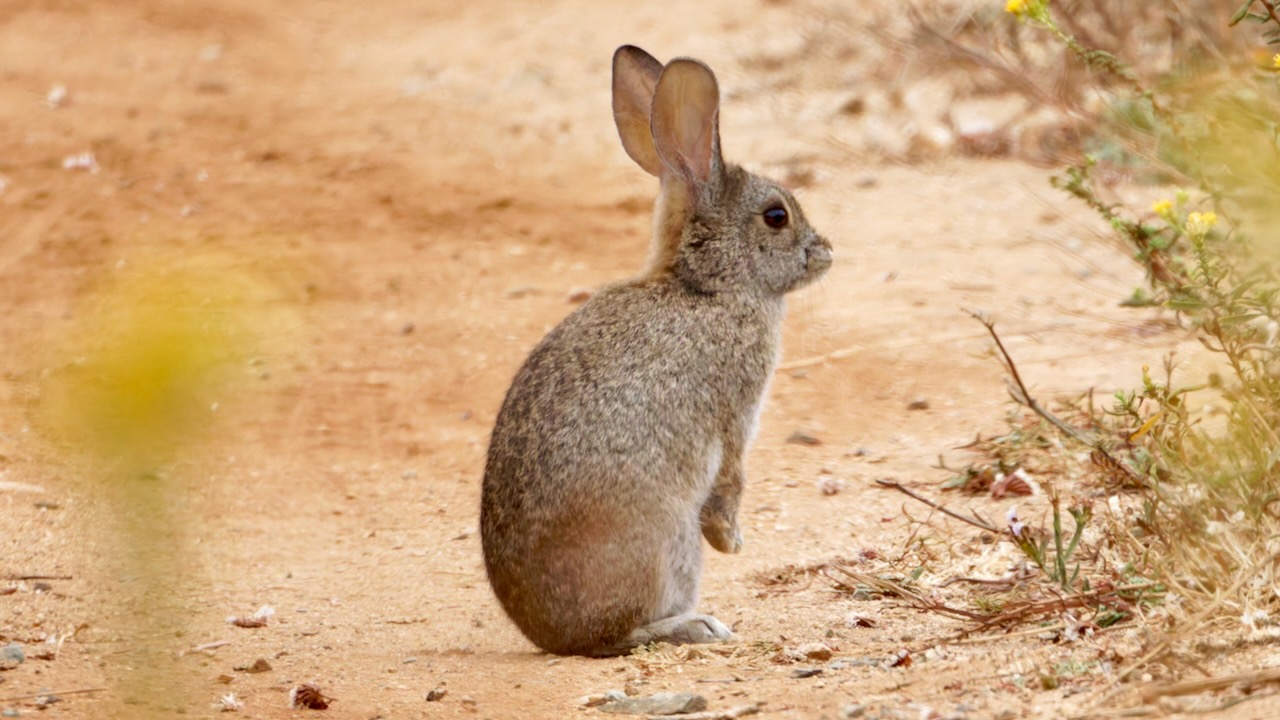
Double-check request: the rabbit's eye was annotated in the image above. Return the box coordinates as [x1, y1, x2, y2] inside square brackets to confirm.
[763, 206, 789, 229]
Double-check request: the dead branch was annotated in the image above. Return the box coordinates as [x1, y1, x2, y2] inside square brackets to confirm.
[874, 478, 1001, 533]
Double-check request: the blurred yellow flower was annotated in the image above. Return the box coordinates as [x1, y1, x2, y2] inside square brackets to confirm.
[1152, 199, 1173, 217]
[1273, 53, 1280, 70]
[1186, 211, 1218, 237]
[1005, 0, 1051, 22]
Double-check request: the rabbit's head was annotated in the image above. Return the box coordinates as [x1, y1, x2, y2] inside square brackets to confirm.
[612, 45, 832, 298]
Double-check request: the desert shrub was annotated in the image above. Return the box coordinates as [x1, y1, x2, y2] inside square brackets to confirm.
[1003, 0, 1280, 635]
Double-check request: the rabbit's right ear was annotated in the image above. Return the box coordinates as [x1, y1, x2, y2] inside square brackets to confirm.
[612, 45, 665, 177]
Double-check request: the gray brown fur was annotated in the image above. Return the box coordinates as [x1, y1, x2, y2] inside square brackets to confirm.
[480, 45, 832, 657]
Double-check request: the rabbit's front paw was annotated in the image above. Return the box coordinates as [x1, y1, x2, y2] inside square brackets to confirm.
[701, 514, 743, 554]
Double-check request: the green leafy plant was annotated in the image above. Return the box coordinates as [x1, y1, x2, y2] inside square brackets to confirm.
[1010, 492, 1093, 593]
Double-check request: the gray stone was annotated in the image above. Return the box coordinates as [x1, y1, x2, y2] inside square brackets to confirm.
[599, 692, 708, 716]
[0, 644, 23, 667]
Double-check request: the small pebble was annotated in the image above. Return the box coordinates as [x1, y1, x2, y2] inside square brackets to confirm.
[0, 643, 24, 666]
[906, 398, 929, 411]
[578, 691, 625, 708]
[623, 679, 647, 696]
[798, 642, 833, 661]
[828, 656, 882, 670]
[47, 84, 69, 108]
[505, 286, 539, 299]
[289, 684, 330, 710]
[785, 430, 821, 446]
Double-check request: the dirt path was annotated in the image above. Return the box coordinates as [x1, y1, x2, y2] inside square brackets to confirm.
[2, 2, 1271, 719]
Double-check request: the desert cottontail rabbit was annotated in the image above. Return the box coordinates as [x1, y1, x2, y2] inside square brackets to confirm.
[481, 45, 832, 656]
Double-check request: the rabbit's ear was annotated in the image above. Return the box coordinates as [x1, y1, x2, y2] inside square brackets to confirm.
[612, 45, 665, 177]
[651, 58, 722, 188]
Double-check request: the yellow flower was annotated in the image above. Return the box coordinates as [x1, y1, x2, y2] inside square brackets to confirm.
[1152, 199, 1173, 217]
[1005, 0, 1050, 22]
[1186, 211, 1218, 237]
[1273, 53, 1280, 70]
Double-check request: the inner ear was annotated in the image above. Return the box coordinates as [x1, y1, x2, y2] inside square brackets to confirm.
[650, 58, 722, 187]
[611, 45, 664, 177]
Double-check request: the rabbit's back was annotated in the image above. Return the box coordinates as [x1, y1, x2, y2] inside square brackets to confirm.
[486, 279, 780, 502]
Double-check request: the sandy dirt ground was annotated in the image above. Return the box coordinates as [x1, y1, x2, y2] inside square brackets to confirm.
[2, 1, 1276, 719]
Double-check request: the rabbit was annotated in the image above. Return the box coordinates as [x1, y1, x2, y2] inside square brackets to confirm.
[480, 44, 832, 657]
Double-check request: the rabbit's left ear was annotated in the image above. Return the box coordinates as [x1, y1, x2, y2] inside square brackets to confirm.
[612, 45, 665, 177]
[650, 58, 722, 188]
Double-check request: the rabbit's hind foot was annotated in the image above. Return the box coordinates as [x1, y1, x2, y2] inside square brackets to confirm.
[594, 612, 733, 657]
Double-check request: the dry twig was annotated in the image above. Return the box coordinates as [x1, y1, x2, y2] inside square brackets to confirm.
[0, 688, 107, 702]
[967, 310, 1144, 486]
[874, 478, 1000, 533]
[1139, 667, 1280, 703]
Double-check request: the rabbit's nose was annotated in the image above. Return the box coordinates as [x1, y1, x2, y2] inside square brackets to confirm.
[807, 238, 833, 274]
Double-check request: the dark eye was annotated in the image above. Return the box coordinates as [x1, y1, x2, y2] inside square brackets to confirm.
[763, 206, 789, 229]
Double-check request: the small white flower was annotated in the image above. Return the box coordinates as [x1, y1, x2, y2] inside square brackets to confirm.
[1061, 612, 1093, 642]
[1006, 506, 1025, 538]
